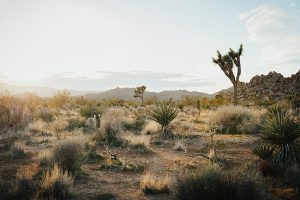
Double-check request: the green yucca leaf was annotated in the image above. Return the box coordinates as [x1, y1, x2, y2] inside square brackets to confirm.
[149, 102, 178, 128]
[259, 104, 300, 164]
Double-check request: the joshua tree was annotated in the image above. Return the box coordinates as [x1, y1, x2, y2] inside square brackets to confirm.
[134, 85, 147, 105]
[212, 44, 243, 105]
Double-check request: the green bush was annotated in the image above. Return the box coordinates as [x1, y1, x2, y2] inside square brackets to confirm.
[53, 139, 83, 175]
[66, 118, 87, 132]
[123, 118, 145, 133]
[80, 105, 102, 119]
[176, 166, 268, 200]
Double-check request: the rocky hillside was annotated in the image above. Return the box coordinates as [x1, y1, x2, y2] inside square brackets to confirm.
[220, 69, 300, 102]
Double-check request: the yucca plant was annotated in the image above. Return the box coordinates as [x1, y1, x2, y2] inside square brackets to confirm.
[252, 144, 275, 161]
[149, 102, 178, 137]
[259, 104, 300, 165]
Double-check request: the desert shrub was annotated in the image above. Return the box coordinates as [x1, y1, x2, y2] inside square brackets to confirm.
[140, 173, 171, 194]
[84, 143, 104, 164]
[176, 165, 268, 200]
[0, 168, 38, 200]
[149, 102, 178, 137]
[35, 107, 54, 122]
[209, 105, 261, 134]
[2, 104, 33, 129]
[10, 176, 37, 200]
[258, 104, 300, 166]
[141, 120, 160, 135]
[52, 139, 84, 174]
[99, 107, 127, 146]
[66, 117, 87, 132]
[11, 141, 27, 158]
[38, 150, 53, 167]
[51, 90, 72, 109]
[9, 104, 24, 125]
[123, 117, 146, 133]
[40, 164, 74, 199]
[171, 121, 195, 137]
[50, 119, 69, 139]
[80, 105, 102, 119]
[125, 135, 150, 154]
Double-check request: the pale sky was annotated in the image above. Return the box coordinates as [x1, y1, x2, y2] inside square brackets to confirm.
[0, 0, 299, 93]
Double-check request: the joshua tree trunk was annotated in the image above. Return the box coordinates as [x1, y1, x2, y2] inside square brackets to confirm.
[141, 95, 144, 105]
[233, 82, 238, 106]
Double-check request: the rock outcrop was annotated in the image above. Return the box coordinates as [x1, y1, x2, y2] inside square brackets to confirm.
[220, 69, 300, 103]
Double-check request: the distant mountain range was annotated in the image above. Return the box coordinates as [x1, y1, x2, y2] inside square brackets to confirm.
[3, 69, 299, 101]
[84, 87, 212, 100]
[0, 83, 212, 100]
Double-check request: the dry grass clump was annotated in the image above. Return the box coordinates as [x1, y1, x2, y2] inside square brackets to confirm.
[209, 105, 261, 134]
[140, 173, 171, 194]
[125, 134, 150, 146]
[0, 104, 33, 129]
[11, 141, 27, 158]
[40, 164, 74, 199]
[171, 121, 195, 137]
[27, 120, 51, 135]
[52, 139, 84, 174]
[99, 107, 128, 145]
[176, 165, 268, 200]
[38, 150, 53, 166]
[35, 107, 54, 122]
[49, 119, 70, 139]
[141, 120, 160, 135]
[124, 134, 150, 153]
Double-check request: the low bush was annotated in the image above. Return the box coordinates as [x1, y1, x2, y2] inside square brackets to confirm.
[176, 165, 269, 200]
[52, 139, 84, 175]
[140, 173, 171, 194]
[39, 164, 74, 199]
[141, 120, 160, 135]
[66, 117, 87, 132]
[11, 141, 27, 158]
[35, 107, 54, 122]
[209, 105, 261, 134]
[123, 117, 145, 133]
[38, 150, 53, 167]
[80, 105, 102, 119]
[99, 107, 127, 146]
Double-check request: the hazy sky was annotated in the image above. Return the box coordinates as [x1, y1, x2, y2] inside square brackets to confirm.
[0, 0, 299, 93]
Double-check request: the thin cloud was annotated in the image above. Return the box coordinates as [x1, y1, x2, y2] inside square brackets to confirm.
[240, 4, 300, 68]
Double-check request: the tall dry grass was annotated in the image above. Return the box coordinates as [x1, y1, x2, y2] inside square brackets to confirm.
[140, 173, 171, 194]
